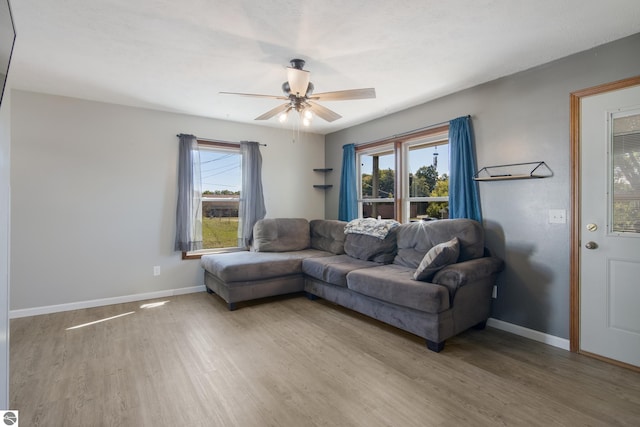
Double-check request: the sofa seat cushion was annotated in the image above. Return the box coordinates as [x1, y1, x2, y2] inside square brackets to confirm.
[302, 254, 381, 287]
[201, 249, 331, 283]
[346, 265, 450, 314]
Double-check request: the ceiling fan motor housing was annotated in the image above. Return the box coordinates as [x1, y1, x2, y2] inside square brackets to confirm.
[289, 58, 305, 70]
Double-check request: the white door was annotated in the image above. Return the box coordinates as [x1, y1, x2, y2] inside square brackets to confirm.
[580, 84, 640, 367]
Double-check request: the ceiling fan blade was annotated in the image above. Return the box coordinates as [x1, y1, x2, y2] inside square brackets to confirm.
[220, 91, 288, 100]
[307, 101, 342, 122]
[287, 67, 311, 97]
[310, 88, 376, 101]
[255, 103, 291, 121]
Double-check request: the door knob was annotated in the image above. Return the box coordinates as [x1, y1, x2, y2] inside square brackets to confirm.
[585, 241, 598, 250]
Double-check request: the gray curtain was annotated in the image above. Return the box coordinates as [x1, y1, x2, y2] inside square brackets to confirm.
[174, 134, 203, 252]
[238, 141, 266, 248]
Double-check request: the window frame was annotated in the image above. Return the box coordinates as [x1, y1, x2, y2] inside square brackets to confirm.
[401, 132, 449, 223]
[182, 139, 244, 259]
[356, 125, 449, 223]
[357, 142, 396, 219]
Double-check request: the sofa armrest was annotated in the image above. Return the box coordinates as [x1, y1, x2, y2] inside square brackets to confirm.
[432, 257, 504, 292]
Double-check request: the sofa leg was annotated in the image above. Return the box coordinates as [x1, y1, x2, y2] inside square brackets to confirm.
[472, 320, 487, 330]
[227, 302, 237, 311]
[305, 292, 319, 301]
[426, 340, 445, 352]
[205, 287, 215, 295]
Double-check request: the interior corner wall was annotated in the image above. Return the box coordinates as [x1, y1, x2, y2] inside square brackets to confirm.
[0, 83, 11, 408]
[324, 33, 640, 339]
[10, 91, 324, 311]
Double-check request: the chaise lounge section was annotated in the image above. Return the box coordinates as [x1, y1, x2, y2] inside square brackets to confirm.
[200, 218, 346, 310]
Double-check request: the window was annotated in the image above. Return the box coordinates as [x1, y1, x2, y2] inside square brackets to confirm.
[199, 141, 242, 250]
[359, 145, 396, 219]
[357, 127, 449, 223]
[403, 134, 449, 223]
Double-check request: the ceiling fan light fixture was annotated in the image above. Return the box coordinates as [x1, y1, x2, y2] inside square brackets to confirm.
[222, 58, 376, 126]
[301, 107, 313, 127]
[287, 67, 310, 97]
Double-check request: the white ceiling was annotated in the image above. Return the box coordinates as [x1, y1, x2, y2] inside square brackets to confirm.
[8, 0, 640, 135]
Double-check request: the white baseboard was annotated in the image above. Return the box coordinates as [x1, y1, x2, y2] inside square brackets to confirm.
[487, 317, 570, 351]
[9, 285, 207, 319]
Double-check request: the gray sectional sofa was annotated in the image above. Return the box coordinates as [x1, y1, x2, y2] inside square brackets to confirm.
[200, 217, 503, 352]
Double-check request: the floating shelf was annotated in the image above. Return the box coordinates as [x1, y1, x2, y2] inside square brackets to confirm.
[313, 168, 333, 188]
[473, 161, 552, 181]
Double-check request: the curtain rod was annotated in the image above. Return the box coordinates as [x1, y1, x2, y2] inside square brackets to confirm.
[176, 134, 267, 146]
[354, 115, 470, 147]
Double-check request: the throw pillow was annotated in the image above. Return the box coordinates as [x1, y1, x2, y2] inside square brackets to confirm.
[413, 237, 460, 281]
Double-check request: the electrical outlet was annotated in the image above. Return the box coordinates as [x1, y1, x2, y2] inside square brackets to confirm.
[548, 209, 566, 224]
[492, 285, 498, 299]
[153, 266, 161, 276]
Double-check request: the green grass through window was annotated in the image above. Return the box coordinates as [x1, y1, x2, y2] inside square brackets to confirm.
[202, 217, 239, 249]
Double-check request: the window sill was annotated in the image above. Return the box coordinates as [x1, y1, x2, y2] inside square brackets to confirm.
[182, 247, 247, 260]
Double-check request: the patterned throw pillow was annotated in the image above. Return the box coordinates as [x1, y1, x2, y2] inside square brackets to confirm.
[413, 237, 460, 281]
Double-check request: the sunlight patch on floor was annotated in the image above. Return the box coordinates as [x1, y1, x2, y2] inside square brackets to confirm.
[140, 300, 169, 309]
[65, 311, 136, 330]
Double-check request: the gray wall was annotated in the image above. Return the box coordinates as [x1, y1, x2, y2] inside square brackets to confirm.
[10, 91, 325, 311]
[325, 33, 640, 339]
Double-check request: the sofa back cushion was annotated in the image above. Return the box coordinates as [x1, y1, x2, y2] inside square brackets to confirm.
[251, 218, 310, 252]
[344, 228, 398, 263]
[310, 219, 347, 254]
[393, 219, 484, 268]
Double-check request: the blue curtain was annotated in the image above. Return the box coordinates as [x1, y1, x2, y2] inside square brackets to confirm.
[449, 116, 482, 222]
[339, 143, 358, 221]
[174, 134, 203, 252]
[238, 141, 266, 248]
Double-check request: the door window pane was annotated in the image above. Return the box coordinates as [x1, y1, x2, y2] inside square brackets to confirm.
[611, 112, 640, 233]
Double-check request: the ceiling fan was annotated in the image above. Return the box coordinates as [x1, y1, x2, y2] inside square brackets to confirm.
[220, 59, 376, 126]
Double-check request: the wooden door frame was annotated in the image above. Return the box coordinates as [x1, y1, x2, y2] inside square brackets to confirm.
[569, 75, 640, 355]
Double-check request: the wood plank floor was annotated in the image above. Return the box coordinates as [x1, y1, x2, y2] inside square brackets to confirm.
[10, 292, 640, 426]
